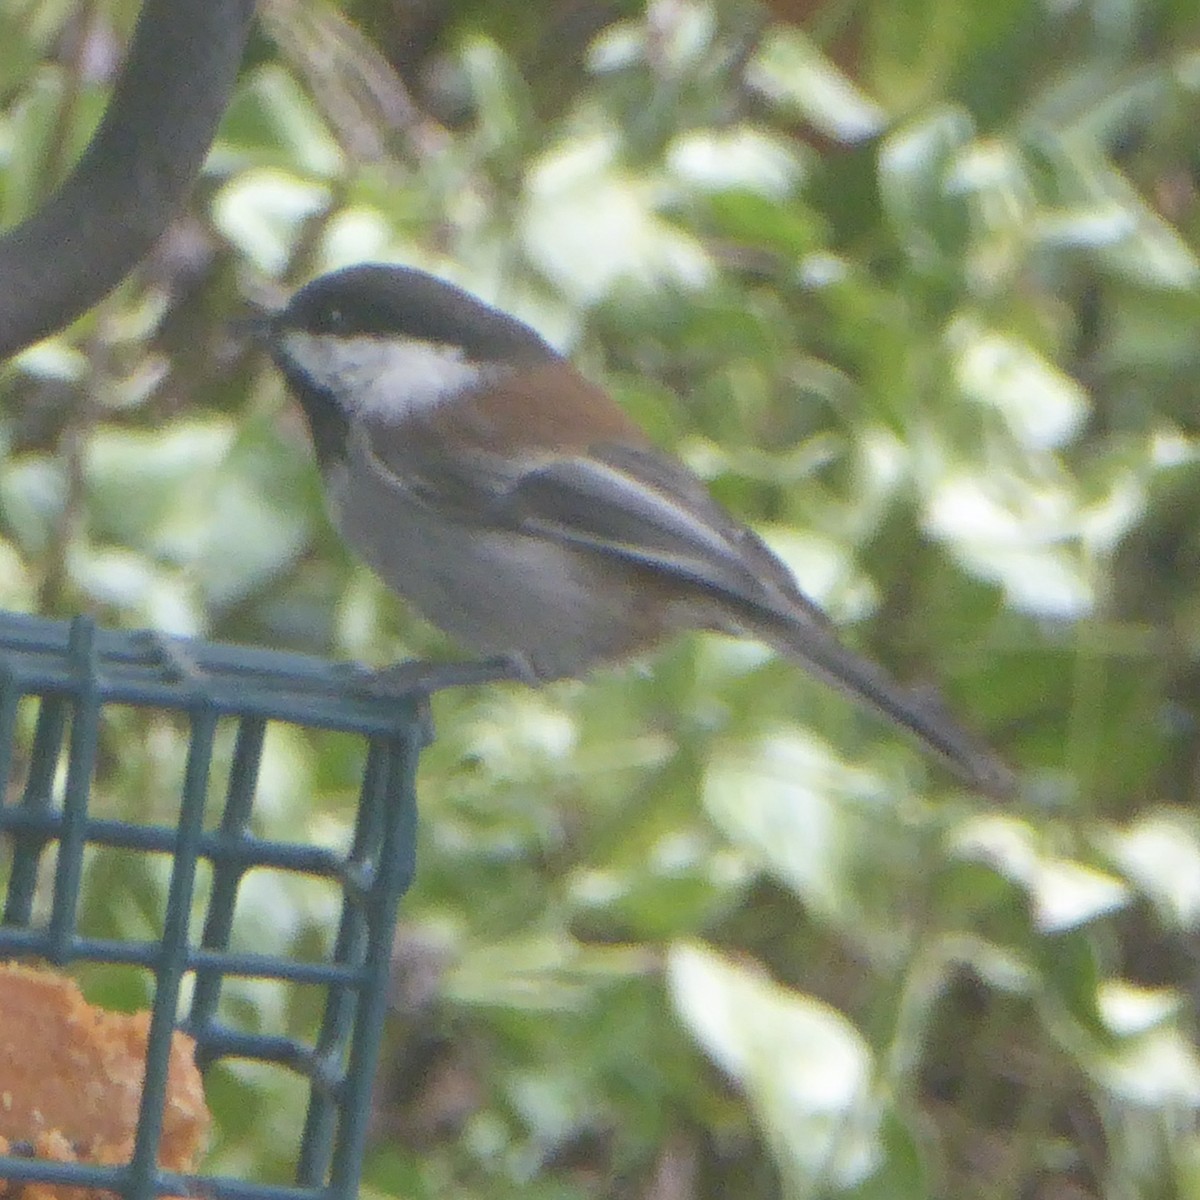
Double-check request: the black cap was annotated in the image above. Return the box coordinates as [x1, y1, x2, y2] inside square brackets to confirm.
[278, 264, 559, 365]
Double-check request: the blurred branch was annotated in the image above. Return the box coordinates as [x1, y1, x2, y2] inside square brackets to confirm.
[259, 0, 447, 165]
[0, 0, 255, 360]
[33, 1, 100, 202]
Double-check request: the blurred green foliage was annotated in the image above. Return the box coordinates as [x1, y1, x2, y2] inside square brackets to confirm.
[3, 0, 1200, 1195]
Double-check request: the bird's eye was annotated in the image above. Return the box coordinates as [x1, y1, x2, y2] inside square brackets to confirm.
[323, 306, 344, 331]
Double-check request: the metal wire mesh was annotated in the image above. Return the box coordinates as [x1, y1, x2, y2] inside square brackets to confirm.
[0, 612, 427, 1200]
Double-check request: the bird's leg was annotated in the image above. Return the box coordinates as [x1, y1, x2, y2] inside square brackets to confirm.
[346, 654, 534, 697]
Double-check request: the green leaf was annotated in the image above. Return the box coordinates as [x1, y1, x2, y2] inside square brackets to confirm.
[878, 105, 975, 264]
[948, 815, 1131, 933]
[522, 134, 712, 303]
[212, 167, 331, 274]
[0, 454, 66, 556]
[703, 730, 922, 955]
[1103, 812, 1200, 930]
[669, 943, 882, 1191]
[1095, 1025, 1200, 1109]
[217, 64, 343, 176]
[946, 315, 1089, 450]
[666, 127, 805, 198]
[748, 28, 887, 144]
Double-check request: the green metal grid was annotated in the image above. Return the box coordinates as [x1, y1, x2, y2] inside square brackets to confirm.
[0, 612, 428, 1199]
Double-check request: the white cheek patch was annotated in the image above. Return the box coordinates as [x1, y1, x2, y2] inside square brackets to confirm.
[279, 331, 495, 418]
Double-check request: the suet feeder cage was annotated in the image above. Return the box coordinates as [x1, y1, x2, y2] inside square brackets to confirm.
[0, 612, 427, 1199]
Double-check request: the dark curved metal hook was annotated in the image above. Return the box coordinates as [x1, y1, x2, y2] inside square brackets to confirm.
[0, 0, 256, 360]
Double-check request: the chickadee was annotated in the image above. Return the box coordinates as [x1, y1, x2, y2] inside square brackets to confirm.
[257, 263, 1013, 797]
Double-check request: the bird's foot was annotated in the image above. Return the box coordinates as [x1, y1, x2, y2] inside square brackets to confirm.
[344, 655, 529, 698]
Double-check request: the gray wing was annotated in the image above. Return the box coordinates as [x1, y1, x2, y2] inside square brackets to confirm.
[511, 446, 820, 615]
[356, 416, 1016, 796]
[357, 419, 831, 628]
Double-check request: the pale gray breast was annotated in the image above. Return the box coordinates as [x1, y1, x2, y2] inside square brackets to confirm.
[330, 435, 654, 679]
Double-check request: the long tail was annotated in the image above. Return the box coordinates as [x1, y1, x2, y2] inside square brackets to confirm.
[756, 612, 1015, 799]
